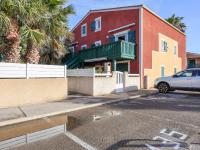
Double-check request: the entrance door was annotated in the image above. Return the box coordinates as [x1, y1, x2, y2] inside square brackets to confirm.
[116, 71, 124, 93]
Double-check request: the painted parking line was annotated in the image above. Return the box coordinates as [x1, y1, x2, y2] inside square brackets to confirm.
[65, 131, 98, 150]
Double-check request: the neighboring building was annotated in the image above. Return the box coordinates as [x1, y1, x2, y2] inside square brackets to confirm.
[187, 52, 200, 68]
[66, 5, 186, 88]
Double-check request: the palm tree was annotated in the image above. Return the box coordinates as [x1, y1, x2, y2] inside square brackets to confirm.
[21, 0, 47, 64]
[0, 0, 45, 63]
[0, 0, 23, 63]
[166, 14, 186, 33]
[0, 0, 74, 64]
[39, 0, 75, 64]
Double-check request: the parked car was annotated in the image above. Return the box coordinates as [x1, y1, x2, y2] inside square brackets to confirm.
[155, 68, 200, 93]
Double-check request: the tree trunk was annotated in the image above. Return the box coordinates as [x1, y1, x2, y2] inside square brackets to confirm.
[25, 39, 40, 64]
[3, 20, 20, 63]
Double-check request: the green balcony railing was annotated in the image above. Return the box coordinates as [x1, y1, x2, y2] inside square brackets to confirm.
[79, 41, 135, 61]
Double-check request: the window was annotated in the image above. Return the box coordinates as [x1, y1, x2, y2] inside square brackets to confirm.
[114, 30, 129, 42]
[174, 45, 177, 55]
[81, 24, 87, 37]
[197, 70, 200, 76]
[161, 66, 165, 77]
[95, 17, 101, 32]
[174, 67, 177, 74]
[161, 40, 168, 52]
[95, 40, 101, 46]
[81, 44, 87, 50]
[177, 70, 197, 77]
[69, 46, 75, 53]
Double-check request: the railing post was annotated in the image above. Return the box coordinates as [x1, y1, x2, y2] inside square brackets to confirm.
[26, 63, 29, 79]
[64, 65, 67, 78]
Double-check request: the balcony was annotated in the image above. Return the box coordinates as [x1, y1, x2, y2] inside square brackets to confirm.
[79, 41, 136, 62]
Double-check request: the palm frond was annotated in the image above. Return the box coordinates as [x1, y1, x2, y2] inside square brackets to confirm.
[21, 26, 45, 44]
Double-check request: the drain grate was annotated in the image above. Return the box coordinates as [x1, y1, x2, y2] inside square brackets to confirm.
[0, 125, 65, 150]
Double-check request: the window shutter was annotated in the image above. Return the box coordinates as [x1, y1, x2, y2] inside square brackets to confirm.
[91, 21, 96, 31]
[164, 42, 168, 51]
[109, 35, 115, 43]
[161, 66, 165, 77]
[128, 30, 136, 43]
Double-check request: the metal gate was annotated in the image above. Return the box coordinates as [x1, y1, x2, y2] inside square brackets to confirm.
[115, 71, 124, 93]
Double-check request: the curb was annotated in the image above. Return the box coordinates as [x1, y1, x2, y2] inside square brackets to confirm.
[0, 92, 156, 127]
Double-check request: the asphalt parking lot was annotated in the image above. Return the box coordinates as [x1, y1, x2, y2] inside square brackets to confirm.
[12, 92, 200, 150]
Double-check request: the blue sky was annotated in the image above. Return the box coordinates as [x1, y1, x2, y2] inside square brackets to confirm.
[67, 0, 200, 53]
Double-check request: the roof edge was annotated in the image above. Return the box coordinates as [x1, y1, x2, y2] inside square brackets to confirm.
[142, 5, 186, 36]
[71, 5, 186, 36]
[71, 5, 143, 32]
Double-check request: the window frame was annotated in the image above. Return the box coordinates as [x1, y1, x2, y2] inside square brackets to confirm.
[81, 44, 87, 50]
[81, 23, 87, 37]
[94, 40, 102, 46]
[94, 17, 101, 32]
[69, 46, 75, 53]
[161, 40, 168, 52]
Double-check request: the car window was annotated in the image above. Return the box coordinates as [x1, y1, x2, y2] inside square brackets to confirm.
[175, 71, 184, 77]
[197, 70, 200, 77]
[179, 70, 197, 77]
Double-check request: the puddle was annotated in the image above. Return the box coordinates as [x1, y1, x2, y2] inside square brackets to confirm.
[93, 111, 121, 121]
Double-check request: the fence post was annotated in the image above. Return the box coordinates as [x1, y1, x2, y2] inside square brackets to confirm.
[93, 67, 95, 77]
[26, 63, 29, 79]
[64, 65, 67, 78]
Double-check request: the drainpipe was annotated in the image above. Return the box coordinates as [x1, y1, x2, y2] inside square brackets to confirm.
[112, 60, 116, 71]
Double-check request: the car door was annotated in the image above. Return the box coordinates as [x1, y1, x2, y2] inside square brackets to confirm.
[192, 70, 200, 89]
[170, 70, 195, 89]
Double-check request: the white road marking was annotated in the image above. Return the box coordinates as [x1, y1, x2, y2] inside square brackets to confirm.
[145, 144, 160, 150]
[160, 129, 187, 140]
[145, 129, 188, 150]
[65, 131, 98, 150]
[153, 136, 180, 149]
[177, 104, 200, 108]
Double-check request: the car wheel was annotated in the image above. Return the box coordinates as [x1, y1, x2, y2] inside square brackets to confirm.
[158, 82, 169, 93]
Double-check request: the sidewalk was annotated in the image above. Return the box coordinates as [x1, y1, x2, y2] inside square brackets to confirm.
[0, 90, 157, 126]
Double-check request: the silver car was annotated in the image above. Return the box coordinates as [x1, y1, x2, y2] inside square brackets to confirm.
[155, 68, 200, 93]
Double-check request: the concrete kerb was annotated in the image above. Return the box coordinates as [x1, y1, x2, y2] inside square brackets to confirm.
[0, 92, 157, 127]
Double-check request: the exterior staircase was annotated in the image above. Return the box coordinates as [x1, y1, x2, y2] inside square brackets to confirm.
[63, 53, 81, 69]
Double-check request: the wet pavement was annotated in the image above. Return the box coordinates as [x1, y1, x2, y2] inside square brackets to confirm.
[11, 91, 200, 150]
[0, 90, 157, 123]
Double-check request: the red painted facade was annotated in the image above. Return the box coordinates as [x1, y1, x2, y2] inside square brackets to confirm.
[72, 6, 186, 77]
[143, 8, 186, 70]
[73, 9, 140, 73]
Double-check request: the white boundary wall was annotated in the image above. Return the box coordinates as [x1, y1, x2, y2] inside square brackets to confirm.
[0, 63, 67, 78]
[68, 68, 140, 96]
